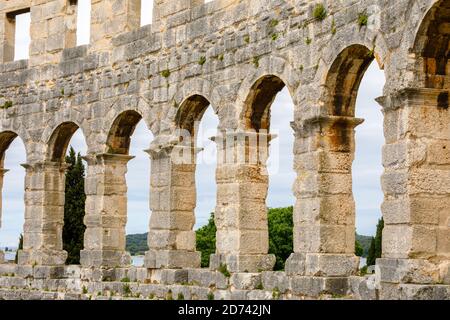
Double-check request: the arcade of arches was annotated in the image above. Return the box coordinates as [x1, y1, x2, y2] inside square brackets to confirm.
[0, 0, 448, 300]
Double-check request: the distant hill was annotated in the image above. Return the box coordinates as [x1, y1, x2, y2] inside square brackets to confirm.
[356, 233, 373, 257]
[126, 233, 148, 255]
[126, 232, 374, 257]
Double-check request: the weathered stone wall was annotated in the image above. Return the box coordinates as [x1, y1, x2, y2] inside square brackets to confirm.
[0, 0, 448, 300]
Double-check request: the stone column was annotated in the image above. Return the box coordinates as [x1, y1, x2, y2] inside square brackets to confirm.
[0, 168, 8, 263]
[209, 130, 276, 273]
[285, 116, 363, 277]
[80, 153, 133, 267]
[18, 161, 68, 266]
[376, 88, 450, 294]
[29, 0, 79, 67]
[90, 0, 141, 52]
[0, 12, 15, 63]
[144, 143, 201, 269]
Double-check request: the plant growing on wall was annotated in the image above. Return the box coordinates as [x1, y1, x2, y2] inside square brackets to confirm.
[313, 4, 327, 21]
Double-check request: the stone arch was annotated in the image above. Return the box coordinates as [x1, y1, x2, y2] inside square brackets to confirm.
[46, 122, 82, 162]
[235, 55, 299, 129]
[102, 96, 156, 151]
[412, 0, 450, 89]
[241, 75, 286, 132]
[0, 131, 19, 165]
[175, 94, 212, 136]
[41, 106, 91, 158]
[166, 79, 223, 135]
[106, 110, 143, 155]
[324, 44, 375, 117]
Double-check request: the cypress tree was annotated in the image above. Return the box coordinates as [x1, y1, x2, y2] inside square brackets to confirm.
[366, 217, 384, 266]
[14, 234, 23, 264]
[374, 217, 384, 260]
[62, 147, 86, 265]
[366, 237, 376, 266]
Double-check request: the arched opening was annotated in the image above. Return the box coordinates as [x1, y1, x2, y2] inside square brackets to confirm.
[324, 45, 385, 271]
[353, 62, 385, 269]
[414, 0, 450, 89]
[76, 0, 91, 46]
[0, 132, 25, 263]
[46, 122, 88, 265]
[174, 95, 218, 268]
[241, 75, 295, 271]
[106, 110, 153, 266]
[141, 0, 154, 26]
[243, 75, 285, 131]
[107, 110, 143, 155]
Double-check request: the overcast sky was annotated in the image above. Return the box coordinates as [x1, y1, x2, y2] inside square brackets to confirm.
[0, 0, 384, 248]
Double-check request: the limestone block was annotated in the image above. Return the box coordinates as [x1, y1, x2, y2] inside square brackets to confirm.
[348, 276, 377, 300]
[150, 210, 195, 230]
[33, 266, 66, 279]
[382, 225, 437, 259]
[175, 231, 196, 251]
[294, 195, 355, 225]
[18, 248, 67, 266]
[398, 284, 450, 300]
[150, 269, 188, 285]
[285, 253, 306, 276]
[289, 277, 323, 297]
[230, 273, 261, 290]
[261, 271, 290, 293]
[210, 253, 275, 273]
[215, 229, 240, 253]
[80, 249, 132, 268]
[187, 269, 228, 289]
[144, 249, 200, 269]
[427, 141, 450, 165]
[377, 258, 443, 284]
[294, 224, 355, 254]
[113, 267, 138, 282]
[246, 290, 273, 300]
[147, 229, 177, 249]
[304, 253, 360, 277]
[238, 230, 269, 254]
[436, 226, 450, 256]
[381, 196, 446, 225]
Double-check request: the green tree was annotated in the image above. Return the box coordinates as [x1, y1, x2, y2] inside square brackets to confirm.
[196, 213, 217, 267]
[268, 207, 293, 271]
[355, 240, 364, 257]
[366, 217, 384, 266]
[14, 233, 23, 264]
[62, 147, 86, 265]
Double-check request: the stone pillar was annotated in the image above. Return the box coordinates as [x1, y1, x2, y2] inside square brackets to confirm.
[0, 168, 8, 263]
[145, 143, 201, 269]
[29, 0, 79, 67]
[90, 0, 141, 52]
[285, 116, 363, 277]
[18, 161, 68, 266]
[376, 88, 450, 294]
[80, 153, 133, 267]
[0, 12, 15, 63]
[209, 130, 276, 273]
